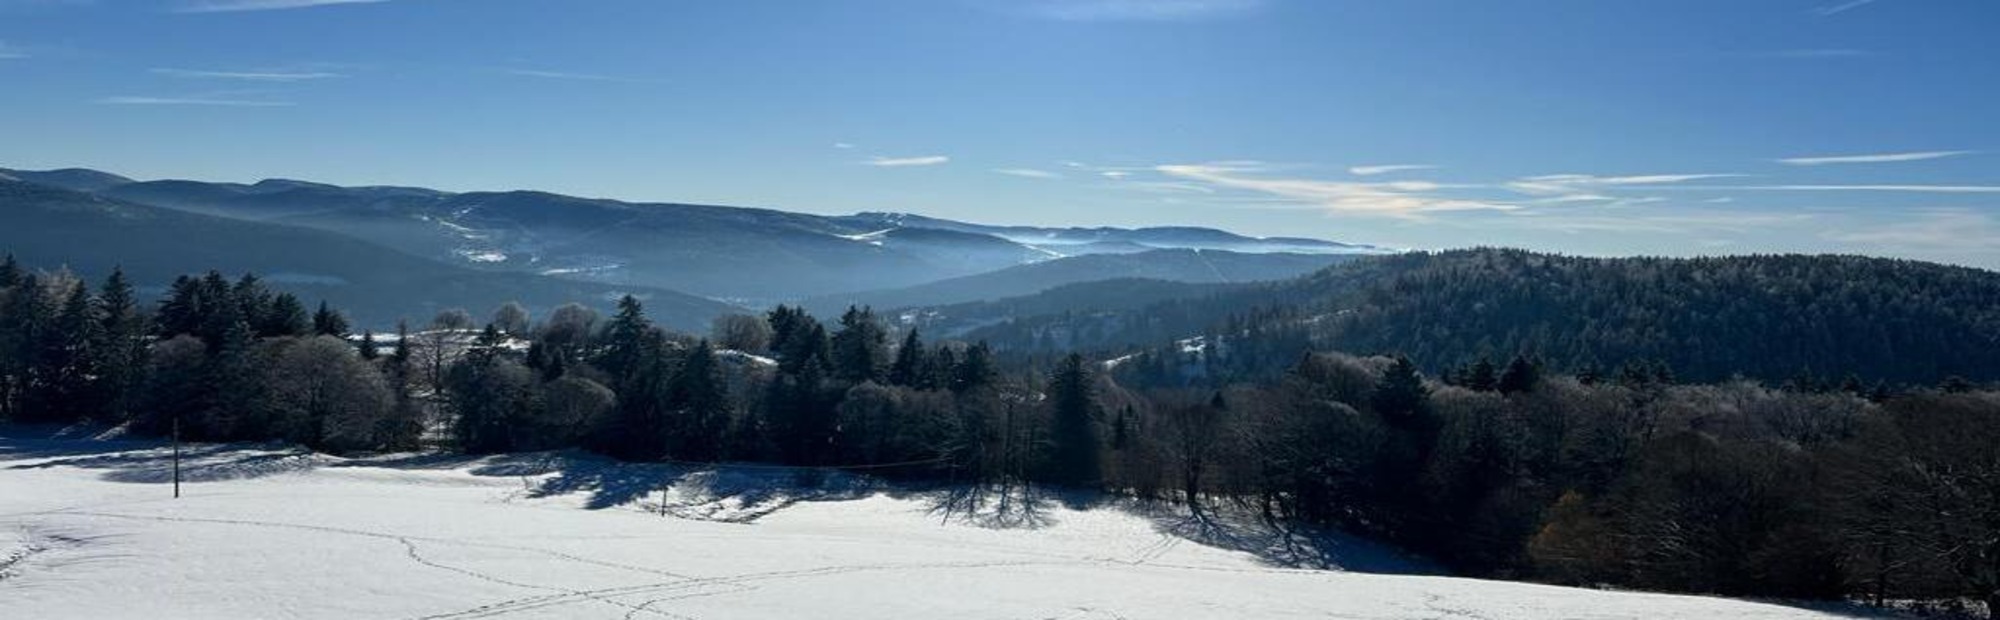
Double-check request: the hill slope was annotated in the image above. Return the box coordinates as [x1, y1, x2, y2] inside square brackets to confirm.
[804, 249, 1357, 316]
[0, 431, 1860, 620]
[972, 249, 2000, 384]
[0, 179, 738, 330]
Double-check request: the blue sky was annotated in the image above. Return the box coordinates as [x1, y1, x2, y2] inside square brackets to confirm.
[2, 0, 1997, 267]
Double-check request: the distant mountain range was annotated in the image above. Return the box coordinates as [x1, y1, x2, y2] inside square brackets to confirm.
[0, 166, 1387, 324]
[804, 248, 1358, 317]
[0, 179, 738, 331]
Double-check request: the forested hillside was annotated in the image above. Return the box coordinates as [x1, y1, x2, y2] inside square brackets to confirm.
[806, 250, 1356, 316]
[5, 260, 2000, 616]
[974, 249, 2000, 385]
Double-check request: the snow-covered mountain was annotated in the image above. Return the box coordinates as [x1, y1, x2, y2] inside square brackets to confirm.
[1, 167, 1387, 304]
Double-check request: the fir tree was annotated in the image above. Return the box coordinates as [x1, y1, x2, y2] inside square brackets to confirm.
[1465, 357, 1499, 392]
[667, 340, 730, 460]
[261, 293, 309, 337]
[0, 254, 18, 288]
[1498, 355, 1541, 395]
[1045, 353, 1102, 487]
[1372, 356, 1432, 431]
[597, 295, 652, 383]
[44, 283, 101, 422]
[830, 306, 889, 384]
[93, 268, 146, 421]
[953, 341, 997, 393]
[888, 329, 926, 387]
[1112, 404, 1132, 451]
[312, 301, 350, 337]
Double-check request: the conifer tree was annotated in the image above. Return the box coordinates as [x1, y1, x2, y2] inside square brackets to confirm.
[94, 268, 146, 421]
[954, 342, 997, 393]
[667, 340, 730, 460]
[1465, 357, 1499, 392]
[597, 295, 652, 383]
[0, 273, 48, 420]
[1045, 353, 1102, 487]
[830, 306, 888, 384]
[925, 344, 959, 391]
[312, 301, 350, 337]
[261, 293, 309, 337]
[43, 283, 101, 422]
[0, 254, 18, 288]
[1372, 356, 1432, 431]
[888, 329, 926, 387]
[203, 317, 263, 439]
[1498, 355, 1541, 395]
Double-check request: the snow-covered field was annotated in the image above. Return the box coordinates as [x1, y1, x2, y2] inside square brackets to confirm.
[0, 429, 1882, 619]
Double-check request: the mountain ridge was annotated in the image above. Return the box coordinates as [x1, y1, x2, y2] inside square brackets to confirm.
[0, 178, 739, 330]
[1, 166, 1387, 303]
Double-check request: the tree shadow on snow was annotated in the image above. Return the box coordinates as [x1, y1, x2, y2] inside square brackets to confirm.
[1117, 500, 1440, 575]
[5, 435, 328, 484]
[923, 484, 1060, 530]
[504, 453, 880, 522]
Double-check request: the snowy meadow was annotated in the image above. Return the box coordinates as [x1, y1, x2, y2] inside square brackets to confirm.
[1, 427, 1884, 620]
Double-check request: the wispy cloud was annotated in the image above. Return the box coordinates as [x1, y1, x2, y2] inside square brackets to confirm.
[865, 155, 950, 167]
[175, 0, 388, 12]
[1533, 194, 1617, 204]
[1058, 160, 1156, 179]
[1158, 161, 1515, 218]
[1776, 150, 1972, 166]
[0, 40, 26, 60]
[1349, 164, 1439, 176]
[1123, 181, 1216, 195]
[832, 142, 856, 150]
[1813, 0, 1878, 16]
[94, 95, 296, 107]
[1503, 211, 1816, 235]
[1506, 173, 1746, 196]
[1015, 0, 1265, 22]
[1737, 184, 2000, 194]
[1826, 209, 2000, 252]
[152, 67, 346, 81]
[994, 168, 1061, 179]
[504, 69, 653, 83]
[1762, 48, 1872, 59]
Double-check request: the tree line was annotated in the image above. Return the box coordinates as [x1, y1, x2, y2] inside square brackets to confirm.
[2, 257, 1997, 617]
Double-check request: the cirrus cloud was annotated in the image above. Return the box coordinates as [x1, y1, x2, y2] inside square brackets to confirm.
[864, 155, 950, 167]
[994, 168, 1061, 179]
[1014, 0, 1265, 22]
[1349, 164, 1439, 176]
[1776, 150, 1973, 166]
[175, 0, 389, 12]
[1157, 161, 1516, 218]
[152, 68, 346, 81]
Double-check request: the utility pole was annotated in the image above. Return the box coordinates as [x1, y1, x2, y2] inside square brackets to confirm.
[172, 416, 182, 499]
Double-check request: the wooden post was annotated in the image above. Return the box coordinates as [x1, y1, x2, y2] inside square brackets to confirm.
[172, 416, 182, 499]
